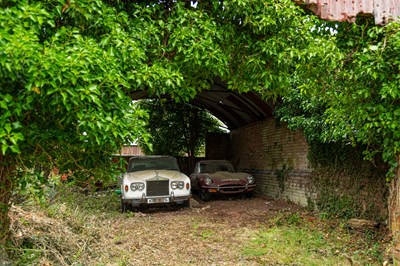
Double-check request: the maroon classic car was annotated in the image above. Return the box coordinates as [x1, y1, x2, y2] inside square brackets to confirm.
[190, 160, 256, 201]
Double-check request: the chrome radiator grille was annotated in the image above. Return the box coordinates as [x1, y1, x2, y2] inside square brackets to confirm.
[146, 180, 169, 196]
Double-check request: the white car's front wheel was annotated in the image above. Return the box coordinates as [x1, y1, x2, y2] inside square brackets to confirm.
[120, 199, 131, 213]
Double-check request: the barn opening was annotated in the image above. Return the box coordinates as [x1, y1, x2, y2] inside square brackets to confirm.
[127, 78, 388, 223]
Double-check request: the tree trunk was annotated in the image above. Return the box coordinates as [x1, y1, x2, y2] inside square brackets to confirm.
[389, 155, 400, 264]
[0, 154, 17, 261]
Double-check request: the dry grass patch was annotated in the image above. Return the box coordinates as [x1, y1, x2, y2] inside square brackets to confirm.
[7, 186, 393, 265]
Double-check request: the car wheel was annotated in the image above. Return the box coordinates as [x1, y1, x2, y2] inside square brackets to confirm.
[182, 200, 190, 208]
[120, 199, 130, 213]
[199, 190, 211, 201]
[245, 191, 254, 199]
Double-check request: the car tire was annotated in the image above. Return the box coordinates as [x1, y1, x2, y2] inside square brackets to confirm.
[120, 199, 130, 213]
[245, 191, 254, 199]
[199, 190, 211, 201]
[183, 200, 190, 208]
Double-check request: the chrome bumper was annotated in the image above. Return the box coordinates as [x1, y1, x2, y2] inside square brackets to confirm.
[201, 184, 256, 194]
[123, 194, 191, 207]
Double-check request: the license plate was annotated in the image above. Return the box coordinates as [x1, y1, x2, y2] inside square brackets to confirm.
[147, 197, 170, 204]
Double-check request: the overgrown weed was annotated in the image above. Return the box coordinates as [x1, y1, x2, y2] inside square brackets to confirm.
[243, 211, 391, 265]
[7, 186, 393, 265]
[8, 184, 121, 265]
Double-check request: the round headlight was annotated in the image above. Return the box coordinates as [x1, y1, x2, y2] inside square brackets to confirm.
[130, 183, 138, 191]
[130, 182, 145, 191]
[178, 181, 184, 189]
[171, 182, 178, 189]
[247, 176, 255, 184]
[204, 177, 213, 186]
[137, 183, 145, 191]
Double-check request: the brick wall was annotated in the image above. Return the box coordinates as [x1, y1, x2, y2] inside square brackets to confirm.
[230, 118, 314, 206]
[229, 118, 387, 221]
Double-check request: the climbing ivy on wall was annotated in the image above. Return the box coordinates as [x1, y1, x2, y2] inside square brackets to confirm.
[308, 142, 389, 221]
[275, 164, 292, 194]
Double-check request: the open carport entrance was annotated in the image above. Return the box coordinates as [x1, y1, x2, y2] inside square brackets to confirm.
[130, 78, 276, 172]
[129, 78, 313, 201]
[129, 79, 388, 226]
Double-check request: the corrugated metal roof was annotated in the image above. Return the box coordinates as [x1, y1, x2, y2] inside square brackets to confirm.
[189, 79, 274, 130]
[301, 0, 400, 24]
[130, 79, 274, 130]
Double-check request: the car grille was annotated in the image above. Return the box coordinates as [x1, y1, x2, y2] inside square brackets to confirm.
[146, 180, 169, 196]
[219, 184, 245, 192]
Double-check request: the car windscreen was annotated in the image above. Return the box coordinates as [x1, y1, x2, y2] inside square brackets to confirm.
[128, 157, 180, 172]
[199, 162, 235, 173]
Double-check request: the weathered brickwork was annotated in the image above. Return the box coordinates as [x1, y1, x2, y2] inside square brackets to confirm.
[240, 169, 315, 206]
[230, 119, 309, 171]
[229, 118, 387, 221]
[230, 118, 314, 206]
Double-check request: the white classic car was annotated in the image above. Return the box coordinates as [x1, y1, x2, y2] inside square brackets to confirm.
[119, 156, 191, 211]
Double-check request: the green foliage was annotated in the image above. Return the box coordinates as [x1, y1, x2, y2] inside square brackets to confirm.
[317, 194, 357, 220]
[222, 0, 333, 98]
[275, 164, 291, 193]
[326, 21, 400, 175]
[244, 210, 387, 265]
[274, 86, 329, 143]
[307, 142, 388, 221]
[243, 221, 385, 265]
[273, 211, 304, 226]
[1, 0, 399, 253]
[0, 0, 152, 174]
[13, 170, 49, 206]
[0, 0, 324, 174]
[276, 19, 400, 178]
[0, 0, 332, 246]
[1, 0, 397, 181]
[137, 99, 226, 157]
[308, 142, 370, 171]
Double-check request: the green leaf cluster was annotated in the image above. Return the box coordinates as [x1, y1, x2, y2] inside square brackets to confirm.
[0, 0, 152, 178]
[275, 18, 400, 178]
[326, 21, 400, 174]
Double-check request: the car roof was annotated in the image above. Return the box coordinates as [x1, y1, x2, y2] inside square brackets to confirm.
[128, 155, 175, 161]
[197, 160, 231, 164]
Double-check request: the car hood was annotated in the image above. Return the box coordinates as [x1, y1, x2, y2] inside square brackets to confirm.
[207, 172, 249, 182]
[124, 170, 188, 182]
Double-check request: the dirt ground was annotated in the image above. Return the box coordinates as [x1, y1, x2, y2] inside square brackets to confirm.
[10, 189, 393, 266]
[10, 194, 304, 265]
[106, 195, 300, 265]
